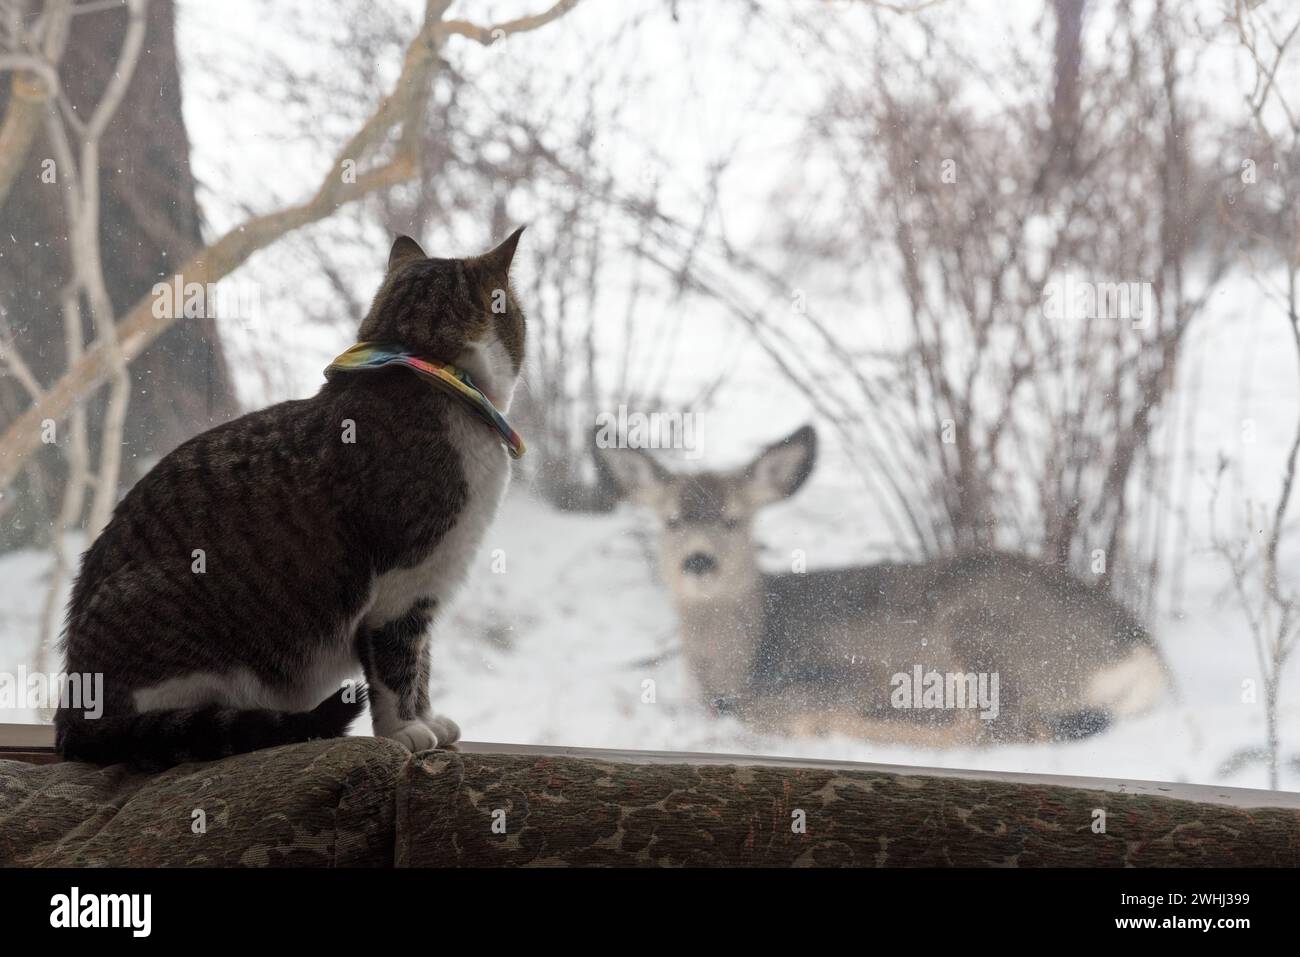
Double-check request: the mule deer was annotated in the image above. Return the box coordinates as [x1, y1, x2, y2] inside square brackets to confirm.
[597, 424, 1168, 746]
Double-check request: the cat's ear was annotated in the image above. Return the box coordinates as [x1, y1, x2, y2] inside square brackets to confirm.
[388, 235, 426, 271]
[478, 226, 525, 276]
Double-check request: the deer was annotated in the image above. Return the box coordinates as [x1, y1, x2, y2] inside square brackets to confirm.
[596, 424, 1169, 747]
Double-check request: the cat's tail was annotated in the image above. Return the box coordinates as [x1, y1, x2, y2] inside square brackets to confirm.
[56, 686, 367, 772]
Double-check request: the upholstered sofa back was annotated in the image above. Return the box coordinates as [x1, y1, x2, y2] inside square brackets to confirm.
[3, 739, 1297, 867]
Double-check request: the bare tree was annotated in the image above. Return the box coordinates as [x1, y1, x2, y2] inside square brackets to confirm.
[679, 0, 1238, 620]
[0, 0, 239, 546]
[1209, 0, 1300, 790]
[0, 0, 70, 209]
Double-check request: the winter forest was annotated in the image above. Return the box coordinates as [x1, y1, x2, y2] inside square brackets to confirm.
[1, 0, 1299, 792]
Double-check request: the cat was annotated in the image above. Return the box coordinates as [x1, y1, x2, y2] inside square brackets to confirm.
[55, 230, 527, 770]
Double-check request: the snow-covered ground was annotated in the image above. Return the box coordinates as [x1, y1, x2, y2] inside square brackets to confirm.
[422, 491, 1300, 793]
[2, 479, 1296, 793]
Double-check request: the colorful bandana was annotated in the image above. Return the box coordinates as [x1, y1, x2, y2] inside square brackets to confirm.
[325, 341, 525, 459]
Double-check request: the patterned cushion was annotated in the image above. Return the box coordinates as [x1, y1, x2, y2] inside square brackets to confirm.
[3, 740, 1298, 866]
[0, 737, 404, 867]
[396, 750, 1300, 867]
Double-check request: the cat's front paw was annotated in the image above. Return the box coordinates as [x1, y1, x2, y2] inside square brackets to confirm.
[379, 720, 439, 753]
[425, 714, 461, 747]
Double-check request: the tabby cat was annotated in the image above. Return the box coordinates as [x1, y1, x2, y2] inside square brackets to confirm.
[55, 230, 527, 769]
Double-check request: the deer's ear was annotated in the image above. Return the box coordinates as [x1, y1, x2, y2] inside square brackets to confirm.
[594, 443, 671, 508]
[743, 425, 817, 508]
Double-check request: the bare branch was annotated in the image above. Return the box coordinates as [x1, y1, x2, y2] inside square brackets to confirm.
[0, 0, 72, 207]
[442, 0, 583, 45]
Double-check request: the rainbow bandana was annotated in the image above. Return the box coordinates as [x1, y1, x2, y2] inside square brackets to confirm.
[325, 341, 525, 459]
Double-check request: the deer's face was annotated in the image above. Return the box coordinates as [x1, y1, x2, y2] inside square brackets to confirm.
[597, 426, 818, 711]
[645, 473, 758, 604]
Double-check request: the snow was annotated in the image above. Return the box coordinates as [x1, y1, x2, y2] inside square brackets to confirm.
[3, 477, 1296, 792]
[416, 489, 1300, 792]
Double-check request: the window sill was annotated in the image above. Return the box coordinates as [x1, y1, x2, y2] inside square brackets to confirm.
[3, 723, 1297, 807]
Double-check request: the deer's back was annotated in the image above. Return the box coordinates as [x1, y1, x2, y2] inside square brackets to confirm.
[754, 551, 1153, 720]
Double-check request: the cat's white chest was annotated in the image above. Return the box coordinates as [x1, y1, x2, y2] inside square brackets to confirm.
[364, 411, 510, 628]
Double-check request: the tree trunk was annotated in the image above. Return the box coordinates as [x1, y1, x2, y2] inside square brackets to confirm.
[0, 0, 237, 549]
